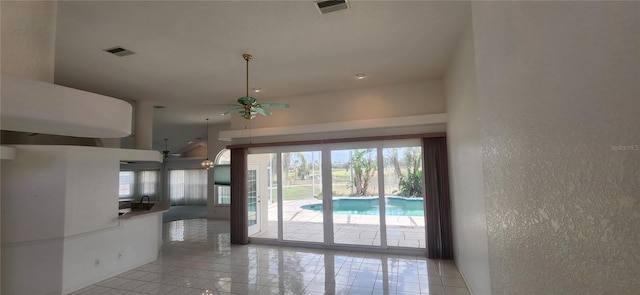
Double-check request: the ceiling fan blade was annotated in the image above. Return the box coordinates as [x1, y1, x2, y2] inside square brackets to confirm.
[259, 103, 289, 108]
[206, 103, 239, 107]
[162, 151, 181, 158]
[238, 96, 257, 105]
[254, 107, 272, 116]
[222, 107, 242, 115]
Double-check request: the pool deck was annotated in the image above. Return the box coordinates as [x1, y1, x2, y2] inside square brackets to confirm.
[251, 198, 426, 248]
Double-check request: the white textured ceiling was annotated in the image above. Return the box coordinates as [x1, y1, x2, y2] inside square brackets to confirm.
[53, 1, 469, 153]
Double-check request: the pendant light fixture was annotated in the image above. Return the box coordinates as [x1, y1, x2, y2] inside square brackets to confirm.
[200, 118, 214, 169]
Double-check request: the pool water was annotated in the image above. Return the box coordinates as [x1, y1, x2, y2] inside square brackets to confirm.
[300, 197, 424, 217]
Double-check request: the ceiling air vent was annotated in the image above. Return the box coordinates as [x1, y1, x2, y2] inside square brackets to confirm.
[314, 0, 349, 15]
[103, 46, 135, 57]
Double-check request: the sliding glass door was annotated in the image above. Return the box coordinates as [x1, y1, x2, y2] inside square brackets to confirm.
[248, 140, 425, 250]
[281, 151, 323, 243]
[331, 148, 381, 246]
[382, 146, 425, 248]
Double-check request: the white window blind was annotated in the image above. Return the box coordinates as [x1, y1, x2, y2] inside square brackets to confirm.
[169, 169, 208, 205]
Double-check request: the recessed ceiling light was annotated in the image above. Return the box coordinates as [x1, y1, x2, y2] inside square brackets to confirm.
[355, 73, 367, 79]
[252, 87, 262, 93]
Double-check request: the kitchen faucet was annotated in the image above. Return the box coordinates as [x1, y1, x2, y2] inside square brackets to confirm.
[140, 195, 150, 204]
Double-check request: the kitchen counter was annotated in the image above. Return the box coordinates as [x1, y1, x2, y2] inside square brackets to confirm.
[118, 201, 170, 219]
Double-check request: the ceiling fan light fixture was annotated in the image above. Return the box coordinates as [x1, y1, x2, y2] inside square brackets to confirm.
[222, 53, 289, 120]
[240, 109, 257, 120]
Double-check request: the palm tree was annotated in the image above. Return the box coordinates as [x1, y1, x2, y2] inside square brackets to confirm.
[385, 148, 403, 179]
[349, 149, 376, 196]
[398, 147, 422, 198]
[296, 153, 309, 180]
[283, 152, 293, 184]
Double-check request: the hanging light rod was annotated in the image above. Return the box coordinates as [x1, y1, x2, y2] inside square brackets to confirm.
[243, 54, 252, 98]
[200, 118, 214, 170]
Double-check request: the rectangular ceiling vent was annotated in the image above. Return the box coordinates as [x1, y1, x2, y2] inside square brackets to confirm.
[314, 0, 349, 15]
[103, 46, 135, 57]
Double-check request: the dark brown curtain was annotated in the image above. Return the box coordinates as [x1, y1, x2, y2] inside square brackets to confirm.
[423, 137, 453, 259]
[230, 148, 249, 245]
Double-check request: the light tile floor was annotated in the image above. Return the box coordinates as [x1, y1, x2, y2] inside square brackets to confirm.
[73, 219, 469, 295]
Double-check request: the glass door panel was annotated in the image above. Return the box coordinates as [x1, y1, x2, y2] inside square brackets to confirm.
[383, 146, 425, 248]
[248, 166, 259, 236]
[281, 151, 323, 243]
[248, 154, 278, 239]
[331, 149, 381, 246]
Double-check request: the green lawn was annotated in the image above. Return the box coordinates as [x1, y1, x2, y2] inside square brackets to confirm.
[331, 168, 351, 182]
[279, 168, 390, 199]
[282, 185, 318, 200]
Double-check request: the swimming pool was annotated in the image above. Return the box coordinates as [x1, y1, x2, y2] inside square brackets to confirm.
[300, 196, 424, 217]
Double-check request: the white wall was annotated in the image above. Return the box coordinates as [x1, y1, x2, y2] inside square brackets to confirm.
[62, 214, 160, 294]
[2, 241, 64, 294]
[230, 80, 445, 130]
[444, 23, 491, 295]
[472, 2, 639, 293]
[64, 147, 121, 235]
[1, 145, 163, 294]
[0, 1, 57, 82]
[1, 2, 57, 289]
[1, 2, 132, 139]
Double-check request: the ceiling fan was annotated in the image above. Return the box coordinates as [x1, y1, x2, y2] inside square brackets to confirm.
[223, 54, 289, 120]
[161, 138, 181, 159]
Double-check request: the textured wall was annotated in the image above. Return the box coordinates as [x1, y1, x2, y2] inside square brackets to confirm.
[472, 2, 639, 294]
[1, 1, 57, 82]
[444, 23, 492, 295]
[0, 2, 57, 292]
